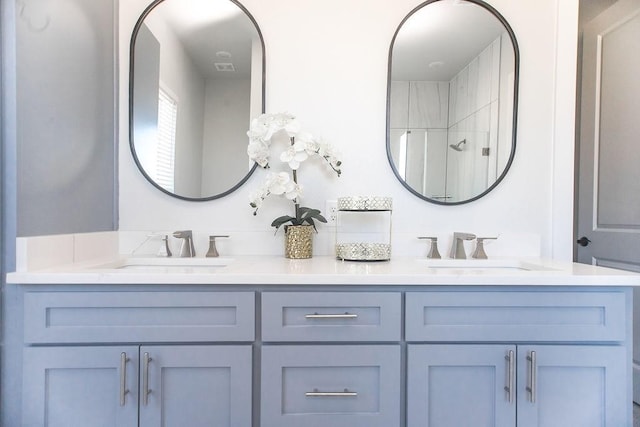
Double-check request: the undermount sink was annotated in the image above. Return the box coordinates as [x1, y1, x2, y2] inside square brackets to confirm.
[93, 257, 234, 271]
[420, 259, 558, 272]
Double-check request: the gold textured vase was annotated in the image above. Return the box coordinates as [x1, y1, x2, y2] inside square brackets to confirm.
[284, 225, 313, 259]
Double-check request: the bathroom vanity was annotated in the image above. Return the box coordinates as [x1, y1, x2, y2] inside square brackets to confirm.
[7, 250, 637, 427]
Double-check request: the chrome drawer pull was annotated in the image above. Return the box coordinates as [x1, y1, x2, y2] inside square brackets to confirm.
[304, 312, 358, 319]
[119, 352, 129, 406]
[504, 350, 514, 403]
[143, 352, 152, 406]
[526, 351, 537, 403]
[305, 388, 358, 397]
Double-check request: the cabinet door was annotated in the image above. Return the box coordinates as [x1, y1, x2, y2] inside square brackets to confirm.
[517, 345, 628, 427]
[139, 345, 252, 427]
[407, 344, 516, 427]
[22, 346, 139, 427]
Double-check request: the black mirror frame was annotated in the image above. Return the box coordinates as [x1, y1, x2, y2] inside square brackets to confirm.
[386, 0, 519, 206]
[128, 0, 265, 202]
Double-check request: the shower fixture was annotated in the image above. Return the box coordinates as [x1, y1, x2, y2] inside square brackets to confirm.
[449, 139, 466, 151]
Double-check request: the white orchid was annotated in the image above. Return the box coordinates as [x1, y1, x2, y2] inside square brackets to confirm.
[280, 139, 309, 169]
[318, 139, 342, 173]
[247, 141, 270, 168]
[267, 172, 295, 196]
[247, 113, 342, 232]
[248, 189, 265, 211]
[247, 113, 301, 167]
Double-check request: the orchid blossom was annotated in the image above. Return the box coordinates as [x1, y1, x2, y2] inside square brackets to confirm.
[247, 113, 342, 232]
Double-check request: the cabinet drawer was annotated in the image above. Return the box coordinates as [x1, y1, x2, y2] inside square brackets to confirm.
[406, 290, 627, 342]
[24, 291, 255, 343]
[261, 345, 401, 427]
[262, 292, 401, 342]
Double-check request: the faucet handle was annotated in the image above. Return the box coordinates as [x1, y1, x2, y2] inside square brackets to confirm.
[206, 235, 229, 258]
[157, 235, 172, 257]
[418, 237, 441, 259]
[471, 237, 498, 259]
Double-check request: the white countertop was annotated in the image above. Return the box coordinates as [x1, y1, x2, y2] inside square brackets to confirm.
[7, 255, 640, 286]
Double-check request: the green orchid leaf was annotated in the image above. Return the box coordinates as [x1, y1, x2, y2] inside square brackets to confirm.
[314, 213, 327, 223]
[268, 206, 327, 233]
[299, 207, 321, 218]
[305, 217, 319, 232]
[271, 215, 295, 228]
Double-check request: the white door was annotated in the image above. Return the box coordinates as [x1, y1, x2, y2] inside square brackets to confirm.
[576, 0, 640, 401]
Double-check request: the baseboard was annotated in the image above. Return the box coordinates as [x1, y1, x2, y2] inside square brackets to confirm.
[634, 363, 640, 404]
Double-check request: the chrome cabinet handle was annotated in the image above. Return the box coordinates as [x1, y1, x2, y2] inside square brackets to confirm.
[526, 351, 537, 403]
[119, 352, 129, 406]
[504, 350, 514, 403]
[143, 352, 152, 406]
[304, 312, 358, 319]
[305, 388, 357, 397]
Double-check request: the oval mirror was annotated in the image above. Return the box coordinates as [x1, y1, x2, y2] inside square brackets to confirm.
[130, 0, 264, 201]
[387, 0, 519, 205]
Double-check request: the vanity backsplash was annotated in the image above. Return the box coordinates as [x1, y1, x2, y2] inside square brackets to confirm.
[14, 230, 542, 272]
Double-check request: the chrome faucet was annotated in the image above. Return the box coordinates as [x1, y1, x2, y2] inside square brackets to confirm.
[449, 232, 476, 259]
[471, 237, 498, 259]
[173, 230, 195, 257]
[206, 235, 229, 258]
[418, 236, 441, 259]
[158, 235, 172, 257]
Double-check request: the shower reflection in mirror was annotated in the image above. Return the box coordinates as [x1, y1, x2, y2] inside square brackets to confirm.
[388, 0, 518, 204]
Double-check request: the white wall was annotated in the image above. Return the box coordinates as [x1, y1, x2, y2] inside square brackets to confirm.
[201, 79, 252, 196]
[119, 0, 578, 259]
[145, 13, 206, 198]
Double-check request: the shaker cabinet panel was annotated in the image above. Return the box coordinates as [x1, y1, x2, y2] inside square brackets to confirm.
[262, 292, 401, 342]
[139, 345, 252, 427]
[516, 345, 628, 427]
[407, 344, 516, 427]
[261, 345, 401, 427]
[24, 291, 255, 343]
[408, 344, 629, 427]
[23, 345, 252, 427]
[406, 290, 626, 342]
[22, 346, 139, 427]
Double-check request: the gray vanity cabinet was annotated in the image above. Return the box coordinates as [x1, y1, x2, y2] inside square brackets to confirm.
[21, 291, 255, 427]
[261, 345, 401, 427]
[515, 345, 626, 427]
[260, 292, 402, 427]
[405, 290, 629, 427]
[138, 345, 252, 426]
[408, 344, 626, 426]
[15, 286, 632, 426]
[407, 344, 516, 426]
[22, 345, 252, 427]
[22, 346, 140, 427]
